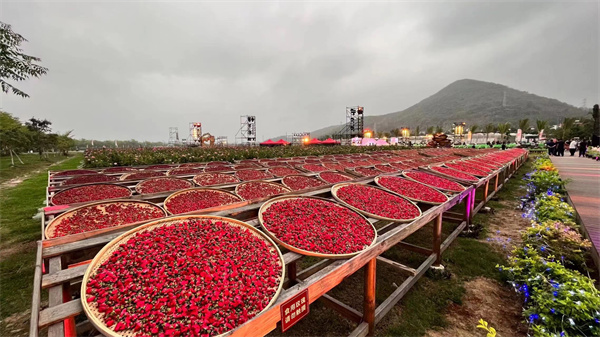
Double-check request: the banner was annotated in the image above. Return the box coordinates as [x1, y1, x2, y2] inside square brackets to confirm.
[516, 129, 522, 142]
[538, 130, 545, 141]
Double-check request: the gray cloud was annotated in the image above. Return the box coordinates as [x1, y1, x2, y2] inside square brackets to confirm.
[1, 1, 597, 142]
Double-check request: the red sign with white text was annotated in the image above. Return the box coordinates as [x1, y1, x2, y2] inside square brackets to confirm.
[280, 289, 309, 332]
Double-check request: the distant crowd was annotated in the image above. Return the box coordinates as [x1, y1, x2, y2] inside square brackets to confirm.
[545, 138, 588, 157]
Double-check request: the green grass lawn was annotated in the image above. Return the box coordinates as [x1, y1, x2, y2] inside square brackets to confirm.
[0, 153, 77, 185]
[0, 154, 83, 335]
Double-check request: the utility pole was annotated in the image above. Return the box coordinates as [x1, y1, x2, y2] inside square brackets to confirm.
[592, 104, 599, 146]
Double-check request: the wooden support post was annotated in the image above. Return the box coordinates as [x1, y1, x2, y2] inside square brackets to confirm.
[30, 242, 43, 337]
[47, 257, 64, 337]
[363, 258, 376, 335]
[397, 242, 432, 256]
[287, 261, 297, 285]
[319, 294, 363, 324]
[376, 256, 417, 276]
[494, 173, 499, 191]
[433, 214, 443, 266]
[483, 179, 490, 201]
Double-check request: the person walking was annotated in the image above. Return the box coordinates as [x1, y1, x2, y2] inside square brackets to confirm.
[579, 139, 588, 157]
[569, 139, 577, 156]
[556, 139, 565, 156]
[501, 141, 507, 150]
[563, 140, 570, 156]
[546, 139, 555, 156]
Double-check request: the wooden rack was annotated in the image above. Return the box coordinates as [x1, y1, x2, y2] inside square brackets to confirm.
[30, 152, 527, 337]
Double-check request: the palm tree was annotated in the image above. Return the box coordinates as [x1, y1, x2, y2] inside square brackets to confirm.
[469, 124, 479, 143]
[536, 120, 548, 133]
[426, 126, 434, 135]
[435, 125, 444, 134]
[518, 118, 530, 132]
[560, 117, 576, 139]
[415, 126, 420, 141]
[497, 123, 511, 141]
[484, 123, 495, 142]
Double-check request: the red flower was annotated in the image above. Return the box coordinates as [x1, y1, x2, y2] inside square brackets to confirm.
[261, 197, 376, 255]
[122, 171, 166, 181]
[376, 176, 447, 204]
[63, 174, 119, 185]
[48, 202, 165, 238]
[52, 184, 131, 205]
[51, 169, 97, 177]
[267, 167, 301, 177]
[136, 177, 193, 194]
[404, 171, 465, 192]
[85, 218, 283, 336]
[318, 171, 353, 184]
[235, 169, 274, 181]
[236, 181, 289, 200]
[353, 166, 383, 177]
[282, 175, 327, 191]
[164, 190, 241, 214]
[444, 162, 491, 176]
[167, 168, 204, 176]
[301, 164, 328, 172]
[334, 184, 421, 220]
[145, 164, 174, 170]
[429, 166, 479, 182]
[193, 173, 240, 186]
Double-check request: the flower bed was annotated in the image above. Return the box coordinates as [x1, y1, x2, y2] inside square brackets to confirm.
[63, 174, 119, 185]
[318, 171, 354, 184]
[121, 171, 166, 181]
[164, 189, 242, 215]
[235, 169, 274, 181]
[166, 167, 203, 176]
[499, 155, 600, 337]
[403, 171, 465, 192]
[235, 181, 290, 200]
[429, 166, 479, 182]
[352, 167, 382, 177]
[332, 183, 421, 221]
[135, 177, 193, 194]
[51, 169, 97, 178]
[444, 162, 490, 176]
[82, 216, 284, 337]
[374, 176, 448, 204]
[282, 175, 327, 191]
[45, 201, 165, 238]
[259, 196, 376, 257]
[101, 167, 138, 174]
[192, 173, 239, 186]
[267, 166, 301, 177]
[51, 184, 132, 205]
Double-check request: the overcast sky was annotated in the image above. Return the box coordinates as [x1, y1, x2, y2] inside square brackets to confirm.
[1, 1, 598, 142]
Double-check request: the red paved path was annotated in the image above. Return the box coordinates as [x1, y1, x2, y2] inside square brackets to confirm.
[550, 156, 600, 271]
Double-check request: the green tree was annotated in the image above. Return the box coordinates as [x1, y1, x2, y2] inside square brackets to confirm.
[435, 125, 444, 134]
[426, 126, 434, 135]
[518, 118, 530, 132]
[484, 123, 495, 142]
[0, 111, 29, 164]
[415, 126, 420, 140]
[497, 122, 511, 141]
[558, 117, 576, 139]
[1, 22, 48, 98]
[56, 131, 75, 156]
[25, 117, 53, 158]
[536, 120, 548, 133]
[469, 124, 478, 143]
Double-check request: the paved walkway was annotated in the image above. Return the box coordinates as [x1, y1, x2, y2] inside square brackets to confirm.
[550, 156, 600, 272]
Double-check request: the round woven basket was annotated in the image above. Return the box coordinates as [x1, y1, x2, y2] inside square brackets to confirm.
[44, 200, 166, 239]
[192, 173, 240, 187]
[50, 183, 132, 206]
[330, 182, 422, 223]
[317, 171, 354, 184]
[258, 195, 377, 259]
[402, 170, 466, 193]
[234, 181, 291, 200]
[280, 174, 328, 191]
[373, 176, 448, 205]
[445, 161, 492, 176]
[81, 215, 285, 337]
[134, 177, 193, 195]
[426, 166, 480, 184]
[162, 188, 243, 215]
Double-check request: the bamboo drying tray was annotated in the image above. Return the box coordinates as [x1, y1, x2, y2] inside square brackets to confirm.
[258, 195, 377, 259]
[373, 175, 449, 205]
[134, 177, 193, 194]
[81, 215, 285, 337]
[50, 183, 132, 206]
[402, 170, 466, 193]
[163, 188, 242, 215]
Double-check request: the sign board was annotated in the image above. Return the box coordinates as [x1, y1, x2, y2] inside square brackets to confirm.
[280, 289, 309, 332]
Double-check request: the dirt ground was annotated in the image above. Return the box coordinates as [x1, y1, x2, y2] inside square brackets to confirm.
[426, 277, 527, 337]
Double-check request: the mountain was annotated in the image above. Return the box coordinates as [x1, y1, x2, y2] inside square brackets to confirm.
[292, 79, 586, 139]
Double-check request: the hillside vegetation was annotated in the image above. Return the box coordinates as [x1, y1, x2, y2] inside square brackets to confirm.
[306, 79, 586, 138]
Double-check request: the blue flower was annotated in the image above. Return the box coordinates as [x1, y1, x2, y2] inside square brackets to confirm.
[553, 291, 558, 297]
[551, 308, 556, 314]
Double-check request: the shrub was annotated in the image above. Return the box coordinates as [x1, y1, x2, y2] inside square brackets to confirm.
[534, 193, 575, 223]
